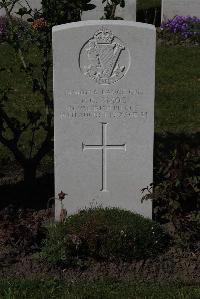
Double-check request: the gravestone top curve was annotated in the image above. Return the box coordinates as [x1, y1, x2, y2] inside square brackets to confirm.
[161, 0, 200, 22]
[53, 20, 155, 33]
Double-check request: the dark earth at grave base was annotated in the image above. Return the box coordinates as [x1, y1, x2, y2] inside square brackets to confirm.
[0, 161, 54, 211]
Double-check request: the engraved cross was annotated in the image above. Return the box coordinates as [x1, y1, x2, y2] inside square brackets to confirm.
[82, 123, 126, 192]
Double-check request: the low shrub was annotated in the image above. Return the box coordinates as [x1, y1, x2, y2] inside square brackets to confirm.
[39, 207, 168, 268]
[143, 137, 200, 248]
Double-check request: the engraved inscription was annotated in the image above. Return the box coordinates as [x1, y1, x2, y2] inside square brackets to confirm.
[79, 28, 130, 85]
[61, 110, 147, 120]
[65, 88, 143, 97]
[82, 123, 126, 192]
[60, 87, 147, 121]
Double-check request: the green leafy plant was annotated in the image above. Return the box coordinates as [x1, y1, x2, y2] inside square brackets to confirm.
[39, 207, 168, 268]
[142, 141, 200, 248]
[42, 0, 95, 25]
[0, 0, 94, 192]
[102, 0, 125, 20]
[0, 5, 53, 191]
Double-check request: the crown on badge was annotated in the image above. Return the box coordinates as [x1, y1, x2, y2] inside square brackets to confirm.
[94, 28, 114, 44]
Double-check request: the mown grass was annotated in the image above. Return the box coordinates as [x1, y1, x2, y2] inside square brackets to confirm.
[0, 41, 199, 163]
[155, 45, 200, 134]
[0, 279, 199, 299]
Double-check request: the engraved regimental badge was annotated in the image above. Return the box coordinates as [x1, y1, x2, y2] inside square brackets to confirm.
[79, 27, 130, 85]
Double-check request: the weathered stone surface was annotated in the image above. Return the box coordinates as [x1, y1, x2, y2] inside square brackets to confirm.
[162, 0, 200, 22]
[53, 20, 155, 220]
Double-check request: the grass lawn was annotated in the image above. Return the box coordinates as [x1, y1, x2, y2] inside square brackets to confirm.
[155, 45, 200, 134]
[0, 41, 199, 164]
[0, 279, 200, 299]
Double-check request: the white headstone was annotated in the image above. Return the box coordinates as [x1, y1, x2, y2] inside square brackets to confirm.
[162, 0, 200, 22]
[81, 0, 136, 21]
[53, 20, 155, 220]
[0, 0, 41, 18]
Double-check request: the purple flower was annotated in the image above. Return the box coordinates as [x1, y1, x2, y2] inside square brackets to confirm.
[161, 15, 200, 40]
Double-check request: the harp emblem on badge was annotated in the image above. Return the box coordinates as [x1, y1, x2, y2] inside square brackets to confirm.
[79, 27, 130, 85]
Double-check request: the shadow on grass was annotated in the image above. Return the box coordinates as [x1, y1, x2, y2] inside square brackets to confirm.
[154, 132, 199, 185]
[154, 132, 199, 157]
[0, 174, 54, 211]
